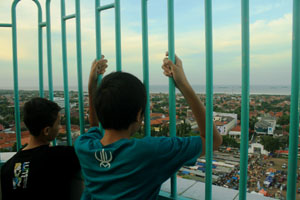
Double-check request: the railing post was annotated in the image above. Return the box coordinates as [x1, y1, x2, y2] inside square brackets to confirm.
[33, 0, 44, 98]
[95, 0, 120, 133]
[204, 0, 213, 199]
[11, 0, 22, 151]
[60, 0, 72, 145]
[95, 0, 102, 62]
[115, 0, 122, 72]
[239, 0, 250, 199]
[167, 0, 177, 198]
[287, 0, 300, 199]
[46, 0, 54, 101]
[95, 0, 103, 132]
[75, 0, 85, 136]
[60, 0, 85, 142]
[141, 0, 151, 137]
[45, 0, 57, 146]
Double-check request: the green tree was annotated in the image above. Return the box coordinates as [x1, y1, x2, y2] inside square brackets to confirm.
[71, 116, 79, 125]
[277, 114, 290, 126]
[260, 136, 280, 153]
[278, 135, 289, 149]
[177, 122, 192, 137]
[249, 117, 258, 131]
[233, 106, 241, 120]
[222, 135, 239, 148]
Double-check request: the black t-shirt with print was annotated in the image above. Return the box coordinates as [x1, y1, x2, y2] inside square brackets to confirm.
[1, 145, 81, 200]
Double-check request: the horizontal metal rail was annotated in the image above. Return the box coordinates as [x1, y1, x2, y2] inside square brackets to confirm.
[97, 3, 115, 12]
[39, 22, 46, 27]
[63, 14, 76, 21]
[0, 23, 12, 27]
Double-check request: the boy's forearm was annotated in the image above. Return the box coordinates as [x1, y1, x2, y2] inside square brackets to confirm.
[178, 82, 222, 150]
[178, 82, 206, 137]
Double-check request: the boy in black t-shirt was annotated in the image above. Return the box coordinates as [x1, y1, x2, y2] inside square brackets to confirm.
[1, 98, 81, 200]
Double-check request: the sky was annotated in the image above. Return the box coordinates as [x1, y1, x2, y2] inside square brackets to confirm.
[0, 0, 293, 91]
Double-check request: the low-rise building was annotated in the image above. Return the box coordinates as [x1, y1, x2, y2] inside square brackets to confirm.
[213, 113, 237, 135]
[248, 143, 269, 155]
[255, 115, 276, 135]
[229, 125, 241, 139]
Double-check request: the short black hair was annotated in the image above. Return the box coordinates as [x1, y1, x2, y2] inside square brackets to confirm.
[94, 72, 146, 130]
[23, 97, 61, 136]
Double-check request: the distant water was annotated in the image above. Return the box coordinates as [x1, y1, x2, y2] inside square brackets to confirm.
[1, 85, 291, 95]
[149, 85, 291, 95]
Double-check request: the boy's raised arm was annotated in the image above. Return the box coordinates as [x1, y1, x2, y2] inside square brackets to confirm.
[162, 53, 222, 156]
[88, 57, 108, 127]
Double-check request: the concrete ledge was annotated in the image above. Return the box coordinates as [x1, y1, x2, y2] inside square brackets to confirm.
[161, 177, 275, 200]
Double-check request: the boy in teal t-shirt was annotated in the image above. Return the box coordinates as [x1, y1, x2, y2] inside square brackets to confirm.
[75, 54, 222, 199]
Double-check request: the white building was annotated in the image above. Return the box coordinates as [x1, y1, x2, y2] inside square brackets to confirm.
[213, 112, 238, 135]
[255, 115, 276, 135]
[248, 143, 269, 155]
[229, 126, 241, 139]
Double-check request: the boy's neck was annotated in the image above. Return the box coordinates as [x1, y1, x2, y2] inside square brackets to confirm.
[22, 135, 50, 151]
[101, 129, 131, 146]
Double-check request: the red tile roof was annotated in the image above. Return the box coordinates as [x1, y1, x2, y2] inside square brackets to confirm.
[231, 126, 241, 132]
[0, 131, 30, 149]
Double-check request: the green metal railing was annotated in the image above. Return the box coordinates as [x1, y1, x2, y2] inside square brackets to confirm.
[60, 0, 85, 145]
[141, 0, 151, 137]
[204, 0, 213, 199]
[1, 1, 300, 199]
[95, 0, 122, 73]
[0, 0, 55, 149]
[94, 0, 122, 133]
[287, 0, 300, 199]
[239, 0, 250, 199]
[167, 0, 177, 198]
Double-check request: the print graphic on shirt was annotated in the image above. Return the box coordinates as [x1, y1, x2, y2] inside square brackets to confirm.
[13, 162, 30, 189]
[95, 149, 113, 168]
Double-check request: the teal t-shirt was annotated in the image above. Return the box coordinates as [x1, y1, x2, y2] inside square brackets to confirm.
[74, 127, 202, 200]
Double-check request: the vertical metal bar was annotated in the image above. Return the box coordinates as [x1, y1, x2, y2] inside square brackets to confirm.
[46, 0, 54, 101]
[95, 0, 104, 133]
[95, 0, 103, 84]
[11, 0, 21, 151]
[45, 0, 57, 146]
[75, 0, 85, 135]
[287, 0, 300, 199]
[60, 0, 72, 146]
[33, 0, 44, 98]
[167, 0, 177, 198]
[141, 0, 151, 137]
[204, 0, 213, 199]
[114, 0, 122, 71]
[239, 0, 250, 199]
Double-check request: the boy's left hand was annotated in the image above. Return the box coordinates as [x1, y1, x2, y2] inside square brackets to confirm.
[88, 56, 108, 91]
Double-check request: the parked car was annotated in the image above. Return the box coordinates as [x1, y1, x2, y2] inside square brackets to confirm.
[282, 163, 287, 169]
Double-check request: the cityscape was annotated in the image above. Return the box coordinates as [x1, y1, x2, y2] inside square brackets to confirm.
[0, 89, 296, 199]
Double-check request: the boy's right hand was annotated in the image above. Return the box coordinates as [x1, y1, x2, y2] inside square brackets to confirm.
[162, 52, 189, 90]
[88, 56, 108, 92]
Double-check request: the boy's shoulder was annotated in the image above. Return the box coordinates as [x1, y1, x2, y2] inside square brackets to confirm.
[3, 145, 76, 165]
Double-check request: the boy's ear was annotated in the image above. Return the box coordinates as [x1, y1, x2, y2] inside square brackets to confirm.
[42, 127, 50, 136]
[136, 109, 143, 122]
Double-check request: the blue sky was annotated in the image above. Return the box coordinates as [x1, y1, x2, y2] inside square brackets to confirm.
[0, 0, 293, 91]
